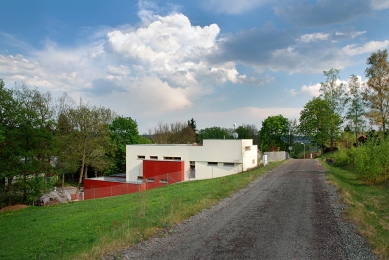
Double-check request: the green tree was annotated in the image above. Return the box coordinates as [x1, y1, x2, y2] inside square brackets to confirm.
[108, 116, 151, 174]
[364, 49, 389, 133]
[259, 115, 289, 152]
[67, 100, 115, 191]
[198, 126, 231, 143]
[346, 75, 366, 143]
[320, 68, 348, 117]
[187, 118, 199, 143]
[299, 97, 342, 150]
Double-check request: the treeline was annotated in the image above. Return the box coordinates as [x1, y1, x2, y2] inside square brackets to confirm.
[0, 81, 151, 207]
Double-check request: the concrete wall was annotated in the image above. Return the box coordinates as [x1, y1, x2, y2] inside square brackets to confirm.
[264, 151, 289, 162]
[126, 139, 258, 182]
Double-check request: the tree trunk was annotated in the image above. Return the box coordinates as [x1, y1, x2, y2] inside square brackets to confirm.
[77, 141, 86, 192]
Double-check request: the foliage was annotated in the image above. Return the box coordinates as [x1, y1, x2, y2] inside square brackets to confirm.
[259, 115, 289, 152]
[364, 49, 389, 132]
[346, 75, 366, 143]
[299, 97, 342, 150]
[354, 137, 389, 184]
[236, 124, 258, 143]
[320, 154, 389, 258]
[198, 126, 231, 143]
[333, 147, 356, 166]
[149, 121, 196, 144]
[0, 161, 284, 260]
[0, 82, 55, 206]
[320, 68, 348, 118]
[107, 116, 151, 174]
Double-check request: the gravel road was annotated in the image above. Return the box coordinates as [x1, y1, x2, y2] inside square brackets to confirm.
[110, 159, 376, 260]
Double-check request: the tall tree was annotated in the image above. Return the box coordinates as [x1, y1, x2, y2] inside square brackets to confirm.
[68, 100, 115, 191]
[346, 75, 366, 143]
[299, 97, 342, 150]
[259, 115, 289, 152]
[187, 118, 199, 143]
[320, 68, 348, 118]
[108, 116, 151, 174]
[364, 49, 389, 133]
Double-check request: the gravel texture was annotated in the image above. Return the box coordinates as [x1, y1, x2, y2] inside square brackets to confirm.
[106, 159, 377, 260]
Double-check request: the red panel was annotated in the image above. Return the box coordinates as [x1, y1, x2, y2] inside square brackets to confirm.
[143, 160, 184, 181]
[84, 179, 146, 200]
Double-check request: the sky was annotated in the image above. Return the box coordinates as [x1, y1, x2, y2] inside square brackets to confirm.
[1, 0, 389, 134]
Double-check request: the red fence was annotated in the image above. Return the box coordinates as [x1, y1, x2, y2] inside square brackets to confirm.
[83, 171, 184, 200]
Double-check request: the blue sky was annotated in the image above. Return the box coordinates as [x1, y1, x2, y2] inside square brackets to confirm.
[1, 0, 389, 133]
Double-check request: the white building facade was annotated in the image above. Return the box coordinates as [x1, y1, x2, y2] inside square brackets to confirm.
[126, 139, 258, 182]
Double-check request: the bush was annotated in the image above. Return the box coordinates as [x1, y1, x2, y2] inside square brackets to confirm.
[334, 147, 355, 166]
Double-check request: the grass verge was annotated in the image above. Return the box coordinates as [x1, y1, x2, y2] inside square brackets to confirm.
[0, 161, 284, 260]
[319, 153, 389, 259]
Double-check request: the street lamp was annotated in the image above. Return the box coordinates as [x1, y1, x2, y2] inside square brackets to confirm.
[301, 142, 305, 159]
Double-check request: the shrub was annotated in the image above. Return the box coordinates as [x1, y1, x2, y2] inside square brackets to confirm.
[334, 147, 355, 166]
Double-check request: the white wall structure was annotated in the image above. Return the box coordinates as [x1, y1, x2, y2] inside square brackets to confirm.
[126, 139, 258, 182]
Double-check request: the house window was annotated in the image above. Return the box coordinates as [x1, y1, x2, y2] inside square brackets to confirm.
[137, 176, 144, 180]
[224, 163, 234, 167]
[137, 155, 145, 159]
[164, 156, 181, 160]
[146, 178, 154, 182]
[245, 146, 251, 151]
[150, 156, 158, 159]
[160, 179, 168, 184]
[208, 162, 218, 166]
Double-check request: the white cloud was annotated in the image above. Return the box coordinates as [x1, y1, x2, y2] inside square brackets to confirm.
[299, 33, 330, 43]
[342, 40, 389, 56]
[201, 0, 269, 14]
[288, 83, 321, 97]
[370, 0, 389, 10]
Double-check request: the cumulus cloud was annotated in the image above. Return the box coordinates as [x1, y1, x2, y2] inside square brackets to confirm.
[288, 83, 321, 97]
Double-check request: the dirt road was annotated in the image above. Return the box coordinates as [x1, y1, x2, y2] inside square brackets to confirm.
[116, 159, 375, 259]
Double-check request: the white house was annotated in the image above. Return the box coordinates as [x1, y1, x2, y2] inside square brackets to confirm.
[126, 139, 258, 182]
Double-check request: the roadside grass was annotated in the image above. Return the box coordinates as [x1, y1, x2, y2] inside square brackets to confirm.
[0, 161, 284, 260]
[318, 153, 389, 259]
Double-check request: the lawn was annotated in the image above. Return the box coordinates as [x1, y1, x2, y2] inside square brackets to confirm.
[0, 161, 284, 260]
[319, 153, 389, 258]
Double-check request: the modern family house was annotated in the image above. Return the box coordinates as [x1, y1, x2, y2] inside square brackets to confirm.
[84, 139, 258, 200]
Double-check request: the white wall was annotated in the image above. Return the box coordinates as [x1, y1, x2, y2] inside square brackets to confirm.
[126, 139, 258, 182]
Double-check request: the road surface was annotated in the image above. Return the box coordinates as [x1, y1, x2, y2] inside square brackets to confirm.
[112, 159, 375, 260]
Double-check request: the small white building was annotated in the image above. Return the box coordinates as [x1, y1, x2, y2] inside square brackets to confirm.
[126, 139, 258, 182]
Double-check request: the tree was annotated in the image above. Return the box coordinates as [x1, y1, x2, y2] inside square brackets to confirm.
[198, 126, 231, 143]
[346, 75, 366, 143]
[108, 116, 151, 174]
[149, 121, 196, 144]
[320, 68, 348, 118]
[67, 100, 115, 191]
[187, 118, 199, 143]
[235, 124, 258, 143]
[259, 115, 289, 152]
[299, 97, 342, 150]
[364, 49, 389, 133]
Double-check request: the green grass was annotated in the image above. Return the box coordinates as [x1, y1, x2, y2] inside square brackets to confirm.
[319, 153, 389, 259]
[0, 161, 284, 260]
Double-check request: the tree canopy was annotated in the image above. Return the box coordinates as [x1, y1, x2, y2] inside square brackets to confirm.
[259, 115, 289, 152]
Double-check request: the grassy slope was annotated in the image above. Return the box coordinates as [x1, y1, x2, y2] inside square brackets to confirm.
[319, 153, 389, 259]
[0, 162, 284, 260]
